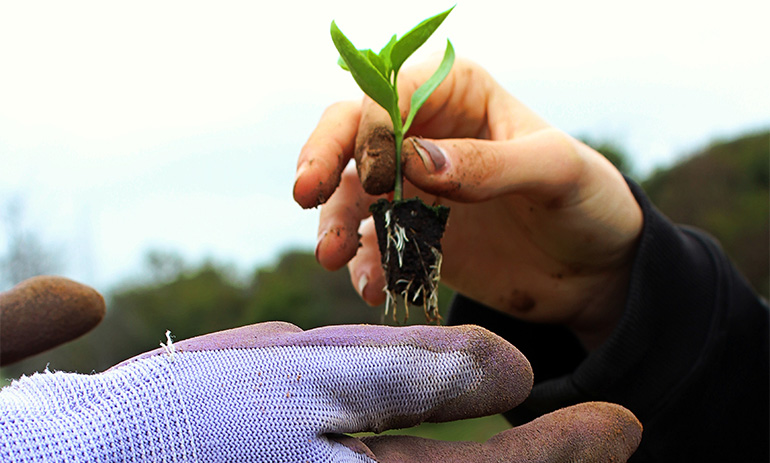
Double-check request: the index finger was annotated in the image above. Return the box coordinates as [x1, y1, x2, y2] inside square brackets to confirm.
[294, 101, 362, 209]
[294, 323, 534, 433]
[131, 322, 533, 433]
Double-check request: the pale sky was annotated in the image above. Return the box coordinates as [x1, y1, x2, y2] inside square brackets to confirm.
[1, 0, 768, 292]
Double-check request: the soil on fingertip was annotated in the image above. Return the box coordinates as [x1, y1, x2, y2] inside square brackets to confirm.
[356, 126, 396, 195]
[370, 198, 450, 322]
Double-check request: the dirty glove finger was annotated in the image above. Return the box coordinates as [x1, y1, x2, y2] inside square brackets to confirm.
[134, 322, 534, 433]
[361, 402, 643, 462]
[0, 276, 105, 366]
[307, 323, 532, 431]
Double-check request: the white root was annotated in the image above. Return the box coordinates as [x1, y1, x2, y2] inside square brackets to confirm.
[382, 245, 444, 324]
[381, 208, 445, 323]
[384, 290, 392, 319]
[384, 209, 409, 268]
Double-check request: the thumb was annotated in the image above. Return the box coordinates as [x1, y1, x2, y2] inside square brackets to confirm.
[402, 129, 585, 203]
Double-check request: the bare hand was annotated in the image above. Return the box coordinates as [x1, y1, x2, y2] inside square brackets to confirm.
[295, 58, 643, 348]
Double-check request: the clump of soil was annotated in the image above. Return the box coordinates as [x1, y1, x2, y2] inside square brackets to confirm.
[356, 124, 396, 195]
[370, 198, 450, 323]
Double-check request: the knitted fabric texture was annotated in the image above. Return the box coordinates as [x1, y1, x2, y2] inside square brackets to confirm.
[1, 344, 482, 462]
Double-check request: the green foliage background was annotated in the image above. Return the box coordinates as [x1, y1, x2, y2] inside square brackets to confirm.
[2, 130, 767, 442]
[642, 131, 769, 297]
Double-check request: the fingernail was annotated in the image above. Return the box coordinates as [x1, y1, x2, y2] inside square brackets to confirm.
[315, 230, 328, 261]
[357, 274, 369, 297]
[410, 137, 447, 173]
[294, 162, 309, 191]
[295, 161, 306, 179]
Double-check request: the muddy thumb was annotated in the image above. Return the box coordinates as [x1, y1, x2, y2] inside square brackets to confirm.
[400, 136, 512, 202]
[360, 402, 642, 462]
[402, 130, 582, 203]
[0, 276, 106, 366]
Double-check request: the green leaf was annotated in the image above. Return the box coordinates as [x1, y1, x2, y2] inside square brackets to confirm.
[338, 48, 381, 73]
[379, 34, 398, 78]
[380, 34, 398, 57]
[337, 55, 349, 71]
[390, 5, 454, 75]
[331, 21, 396, 114]
[403, 39, 455, 134]
[367, 49, 388, 77]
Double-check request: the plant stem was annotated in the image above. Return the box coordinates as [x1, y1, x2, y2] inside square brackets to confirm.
[393, 131, 403, 201]
[391, 74, 403, 201]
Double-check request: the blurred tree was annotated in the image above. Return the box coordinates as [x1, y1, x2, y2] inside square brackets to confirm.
[145, 249, 186, 284]
[109, 258, 247, 350]
[643, 130, 769, 298]
[0, 198, 61, 290]
[243, 251, 376, 328]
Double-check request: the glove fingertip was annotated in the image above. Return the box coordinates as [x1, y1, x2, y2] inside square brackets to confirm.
[428, 324, 534, 423]
[488, 402, 643, 461]
[0, 276, 105, 366]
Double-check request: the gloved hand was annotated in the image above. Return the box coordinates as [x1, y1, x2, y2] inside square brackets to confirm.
[1, 322, 641, 462]
[0, 276, 105, 365]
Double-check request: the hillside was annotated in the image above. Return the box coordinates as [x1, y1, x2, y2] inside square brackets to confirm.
[643, 130, 769, 298]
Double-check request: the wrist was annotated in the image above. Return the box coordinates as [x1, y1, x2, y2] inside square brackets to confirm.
[566, 262, 634, 351]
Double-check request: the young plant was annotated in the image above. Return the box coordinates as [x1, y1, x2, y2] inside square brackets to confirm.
[331, 7, 455, 323]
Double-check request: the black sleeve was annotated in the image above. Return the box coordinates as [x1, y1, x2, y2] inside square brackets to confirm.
[447, 178, 769, 462]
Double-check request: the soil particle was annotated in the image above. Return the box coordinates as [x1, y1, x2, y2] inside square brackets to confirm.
[438, 180, 463, 197]
[315, 192, 328, 206]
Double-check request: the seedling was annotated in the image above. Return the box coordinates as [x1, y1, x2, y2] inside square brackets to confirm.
[331, 7, 454, 323]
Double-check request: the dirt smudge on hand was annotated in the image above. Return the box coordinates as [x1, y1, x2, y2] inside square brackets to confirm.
[507, 289, 536, 314]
